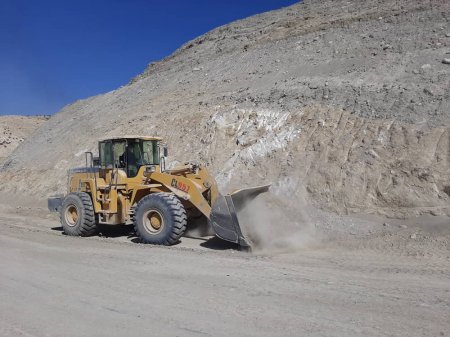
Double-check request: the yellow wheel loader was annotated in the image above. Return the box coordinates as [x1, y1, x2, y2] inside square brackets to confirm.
[48, 136, 269, 250]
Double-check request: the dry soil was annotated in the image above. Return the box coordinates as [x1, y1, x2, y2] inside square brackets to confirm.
[0, 205, 449, 337]
[0, 115, 48, 162]
[0, 1, 449, 336]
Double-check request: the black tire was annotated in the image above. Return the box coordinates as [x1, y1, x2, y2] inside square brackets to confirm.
[133, 193, 187, 245]
[60, 192, 97, 237]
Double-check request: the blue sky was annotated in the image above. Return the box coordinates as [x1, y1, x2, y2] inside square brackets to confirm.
[0, 0, 298, 116]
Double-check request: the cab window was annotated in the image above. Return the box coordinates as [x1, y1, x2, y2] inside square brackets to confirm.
[99, 141, 113, 168]
[126, 140, 160, 177]
[99, 141, 126, 168]
[99, 139, 160, 177]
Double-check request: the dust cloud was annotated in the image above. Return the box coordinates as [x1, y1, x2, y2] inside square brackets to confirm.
[237, 192, 319, 254]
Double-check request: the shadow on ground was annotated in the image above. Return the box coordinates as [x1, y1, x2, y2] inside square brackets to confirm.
[199, 236, 239, 250]
[51, 223, 238, 250]
[51, 224, 135, 239]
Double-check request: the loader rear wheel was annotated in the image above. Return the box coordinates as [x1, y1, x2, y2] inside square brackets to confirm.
[133, 193, 187, 245]
[60, 192, 97, 237]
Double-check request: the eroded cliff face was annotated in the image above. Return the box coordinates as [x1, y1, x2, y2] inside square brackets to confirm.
[1, 0, 449, 217]
[201, 106, 450, 217]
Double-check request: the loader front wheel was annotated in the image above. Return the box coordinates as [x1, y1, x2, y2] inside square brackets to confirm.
[60, 192, 97, 237]
[134, 193, 187, 245]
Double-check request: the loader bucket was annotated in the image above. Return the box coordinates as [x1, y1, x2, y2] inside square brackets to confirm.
[209, 184, 271, 250]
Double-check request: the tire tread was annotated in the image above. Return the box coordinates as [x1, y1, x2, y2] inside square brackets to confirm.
[133, 193, 187, 245]
[60, 192, 97, 237]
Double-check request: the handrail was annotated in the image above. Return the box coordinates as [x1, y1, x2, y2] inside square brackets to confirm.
[85, 151, 99, 198]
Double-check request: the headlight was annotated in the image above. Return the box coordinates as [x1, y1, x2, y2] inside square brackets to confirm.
[145, 166, 156, 174]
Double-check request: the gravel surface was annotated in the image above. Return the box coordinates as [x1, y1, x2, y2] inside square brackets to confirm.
[0, 209, 449, 337]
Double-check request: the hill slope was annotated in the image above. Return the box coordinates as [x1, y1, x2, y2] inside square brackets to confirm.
[1, 0, 449, 217]
[0, 116, 48, 162]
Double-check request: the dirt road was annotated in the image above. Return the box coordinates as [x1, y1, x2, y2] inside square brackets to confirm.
[0, 212, 449, 337]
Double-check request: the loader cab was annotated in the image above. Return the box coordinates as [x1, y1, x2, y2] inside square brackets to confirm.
[98, 137, 162, 178]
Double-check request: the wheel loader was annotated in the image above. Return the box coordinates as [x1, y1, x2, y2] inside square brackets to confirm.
[48, 136, 269, 250]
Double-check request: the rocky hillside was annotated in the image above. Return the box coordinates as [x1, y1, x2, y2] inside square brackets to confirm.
[1, 0, 449, 217]
[0, 116, 49, 162]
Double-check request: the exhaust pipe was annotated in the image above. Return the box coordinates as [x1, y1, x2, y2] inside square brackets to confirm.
[209, 184, 271, 250]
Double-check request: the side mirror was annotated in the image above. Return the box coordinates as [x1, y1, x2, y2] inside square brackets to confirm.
[163, 147, 168, 157]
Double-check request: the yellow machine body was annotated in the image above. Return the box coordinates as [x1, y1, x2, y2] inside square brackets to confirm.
[49, 136, 270, 249]
[68, 160, 219, 226]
